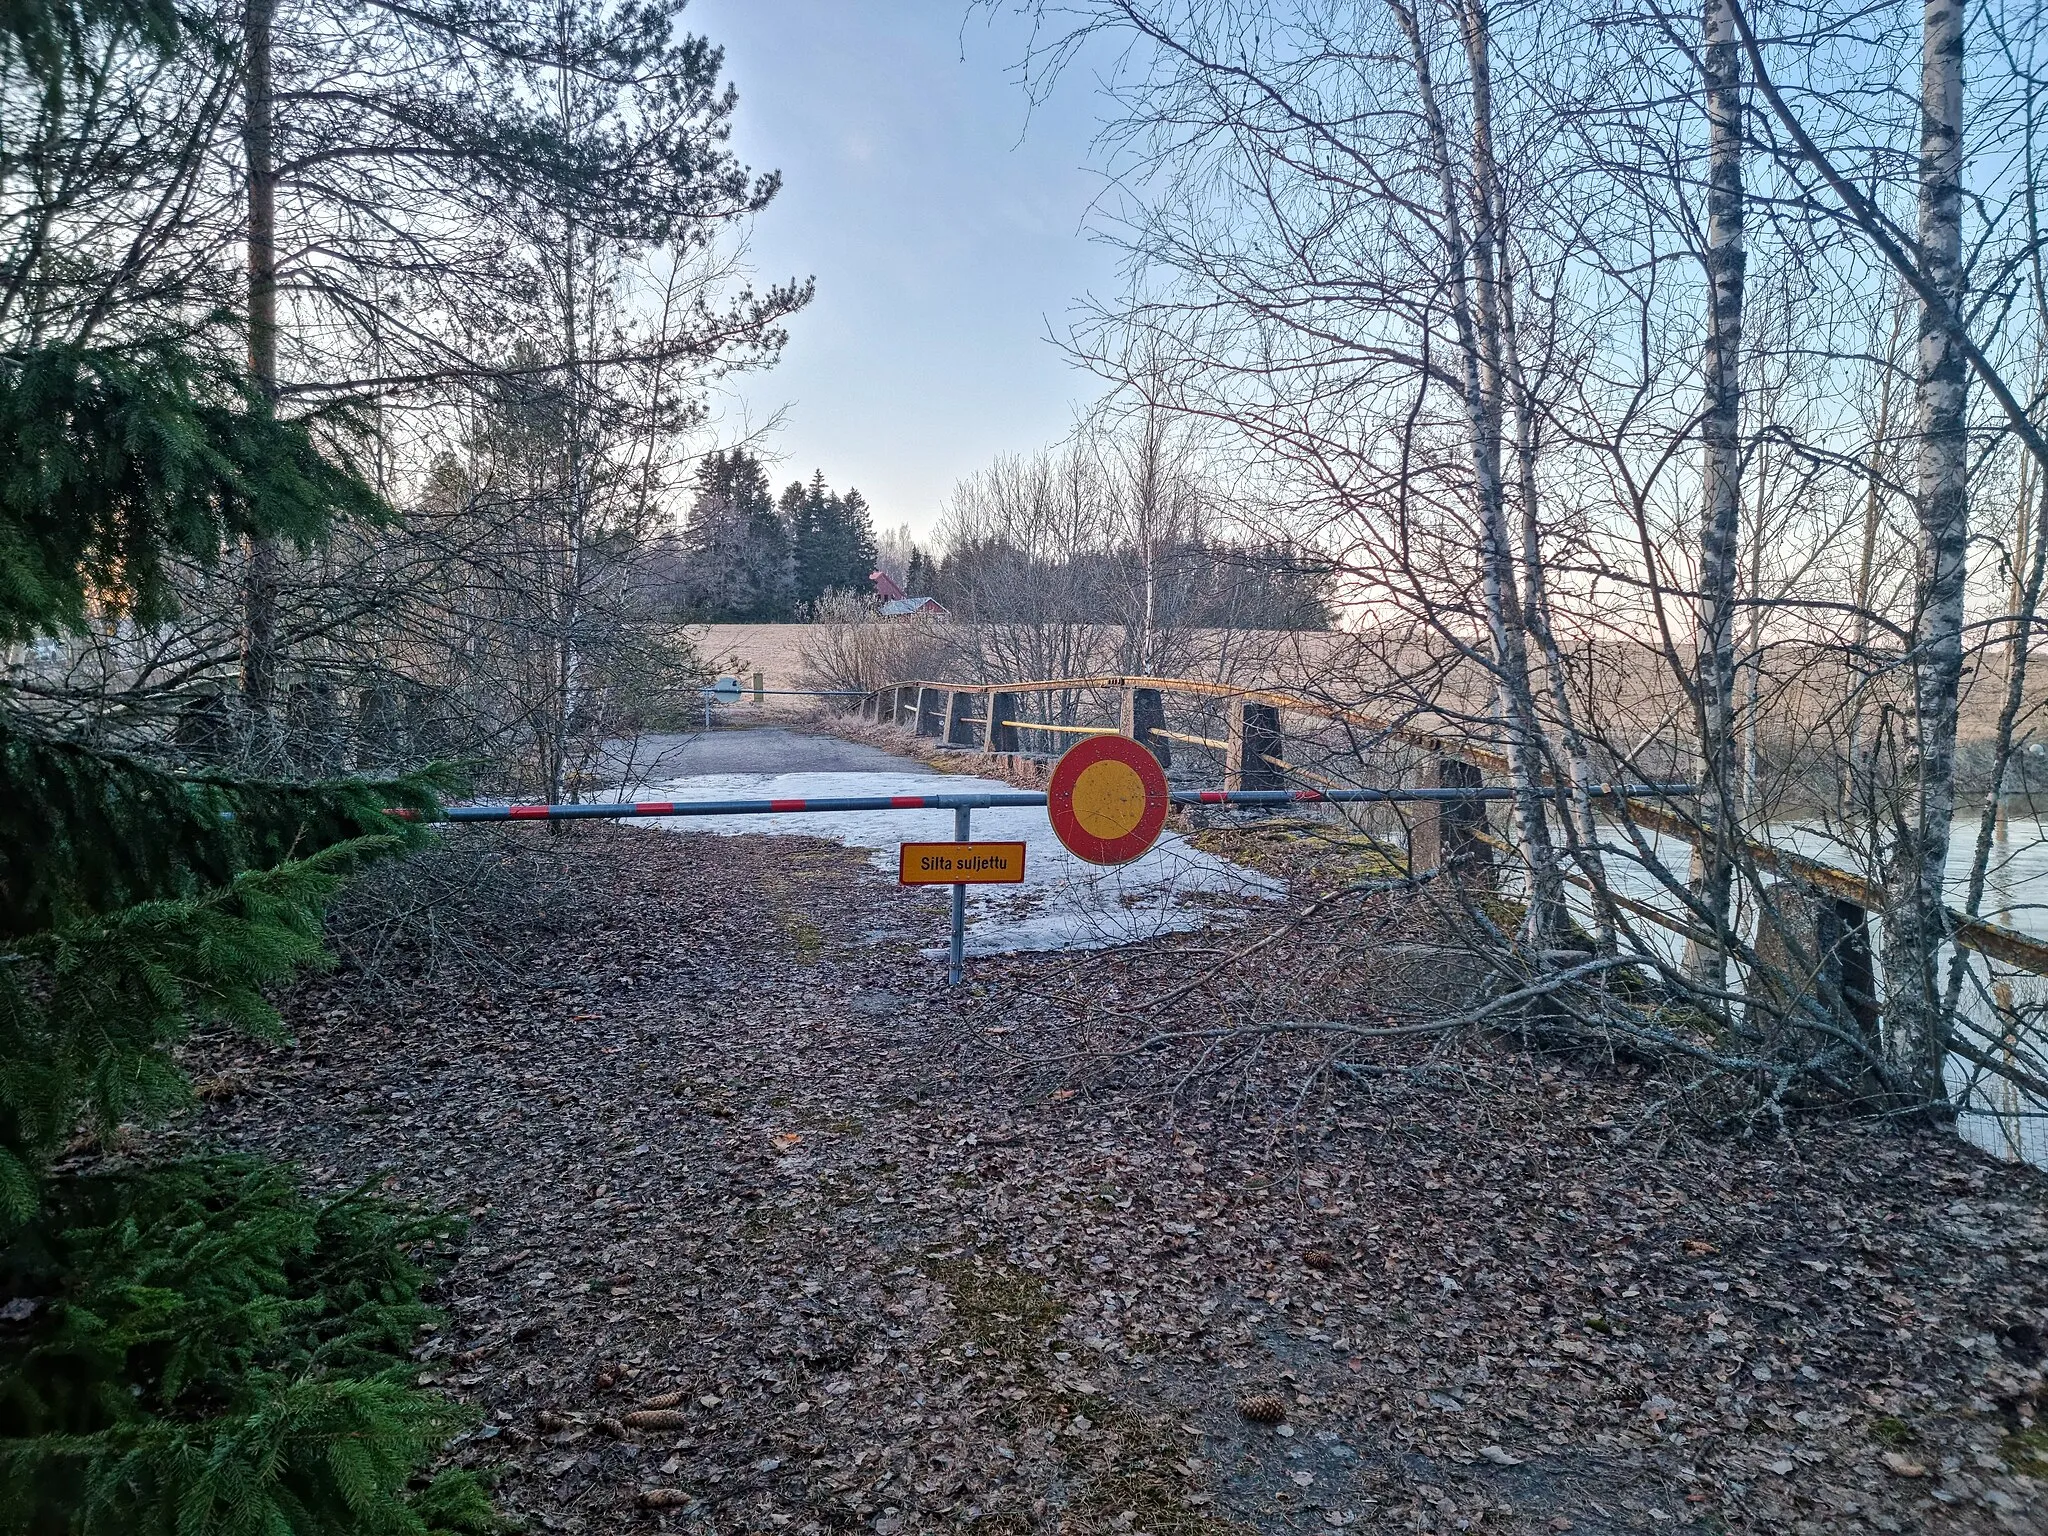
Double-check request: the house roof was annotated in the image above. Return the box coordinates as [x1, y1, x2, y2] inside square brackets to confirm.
[879, 596, 947, 618]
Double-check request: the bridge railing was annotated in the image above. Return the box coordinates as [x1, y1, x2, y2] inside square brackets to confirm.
[860, 674, 2048, 983]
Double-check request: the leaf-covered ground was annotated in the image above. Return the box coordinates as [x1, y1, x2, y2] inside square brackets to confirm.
[183, 822, 2048, 1534]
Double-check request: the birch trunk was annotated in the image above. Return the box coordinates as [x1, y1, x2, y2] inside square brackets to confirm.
[1688, 0, 1746, 987]
[240, 0, 281, 723]
[1500, 273, 1615, 948]
[1883, 0, 1968, 1105]
[1994, 444, 2035, 842]
[1392, 0, 1566, 943]
[548, 201, 584, 809]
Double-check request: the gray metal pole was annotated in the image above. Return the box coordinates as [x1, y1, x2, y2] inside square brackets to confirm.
[950, 804, 969, 985]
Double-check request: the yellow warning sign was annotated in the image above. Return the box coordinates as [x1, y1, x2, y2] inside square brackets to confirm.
[897, 841, 1028, 885]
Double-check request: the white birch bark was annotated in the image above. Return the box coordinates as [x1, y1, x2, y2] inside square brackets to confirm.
[1883, 0, 1968, 1104]
[1500, 274, 1616, 949]
[1688, 0, 1746, 987]
[1392, 0, 1566, 943]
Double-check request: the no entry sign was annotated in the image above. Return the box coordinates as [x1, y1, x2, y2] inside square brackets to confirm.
[1047, 734, 1171, 865]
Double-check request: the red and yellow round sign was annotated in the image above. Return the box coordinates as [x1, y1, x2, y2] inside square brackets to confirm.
[1047, 734, 1171, 865]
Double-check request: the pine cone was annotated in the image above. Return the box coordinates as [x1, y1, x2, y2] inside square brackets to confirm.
[621, 1408, 690, 1431]
[1236, 1392, 1287, 1424]
[638, 1488, 689, 1509]
[1302, 1248, 1339, 1272]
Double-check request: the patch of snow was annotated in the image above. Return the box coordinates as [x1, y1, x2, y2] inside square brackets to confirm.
[631, 769, 1283, 955]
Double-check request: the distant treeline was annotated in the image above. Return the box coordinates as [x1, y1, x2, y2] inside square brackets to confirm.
[905, 537, 1334, 631]
[656, 447, 1333, 631]
[655, 450, 879, 622]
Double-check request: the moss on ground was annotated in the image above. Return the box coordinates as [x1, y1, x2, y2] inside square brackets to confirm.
[921, 1251, 1252, 1535]
[922, 1250, 1068, 1364]
[1186, 818, 1406, 890]
[2001, 1423, 2048, 1474]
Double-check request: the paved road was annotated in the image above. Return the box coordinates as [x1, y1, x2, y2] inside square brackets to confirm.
[599, 725, 921, 787]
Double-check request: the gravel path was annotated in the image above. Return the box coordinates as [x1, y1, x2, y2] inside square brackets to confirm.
[594, 725, 926, 788]
[185, 823, 2048, 1535]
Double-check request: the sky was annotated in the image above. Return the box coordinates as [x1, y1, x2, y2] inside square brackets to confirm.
[683, 0, 1125, 542]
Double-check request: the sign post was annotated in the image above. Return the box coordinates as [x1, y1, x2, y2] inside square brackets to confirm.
[951, 806, 968, 986]
[896, 818, 1028, 985]
[700, 674, 742, 729]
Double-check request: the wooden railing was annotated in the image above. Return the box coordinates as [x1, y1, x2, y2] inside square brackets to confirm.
[861, 674, 2048, 979]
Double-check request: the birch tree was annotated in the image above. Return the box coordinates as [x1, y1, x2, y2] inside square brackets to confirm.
[1688, 0, 1746, 982]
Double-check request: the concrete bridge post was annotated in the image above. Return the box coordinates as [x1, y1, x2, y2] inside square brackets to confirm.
[984, 692, 1019, 755]
[1122, 685, 1172, 770]
[1225, 701, 1283, 792]
[1748, 881, 1880, 1051]
[944, 689, 980, 747]
[915, 686, 945, 738]
[1410, 752, 1493, 882]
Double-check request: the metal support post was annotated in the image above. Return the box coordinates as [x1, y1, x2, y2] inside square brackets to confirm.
[950, 804, 970, 986]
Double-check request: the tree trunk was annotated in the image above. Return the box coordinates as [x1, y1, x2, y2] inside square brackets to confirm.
[1883, 0, 1968, 1106]
[241, 0, 281, 722]
[1500, 270, 1614, 948]
[1394, 0, 1565, 943]
[1688, 0, 1746, 986]
[1845, 299, 1905, 816]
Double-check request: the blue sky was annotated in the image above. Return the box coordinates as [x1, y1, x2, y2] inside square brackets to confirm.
[685, 0, 1124, 539]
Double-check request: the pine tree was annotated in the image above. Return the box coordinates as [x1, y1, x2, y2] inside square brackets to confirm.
[1, 6, 501, 1530]
[682, 450, 793, 620]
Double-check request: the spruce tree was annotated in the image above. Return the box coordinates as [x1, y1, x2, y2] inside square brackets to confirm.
[0, 5, 499, 1531]
[836, 489, 880, 596]
[784, 473, 880, 609]
[682, 450, 793, 620]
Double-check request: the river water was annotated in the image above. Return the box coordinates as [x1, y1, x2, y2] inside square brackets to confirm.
[1559, 815, 2048, 1165]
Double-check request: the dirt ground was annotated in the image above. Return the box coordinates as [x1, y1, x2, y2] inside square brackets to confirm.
[179, 821, 2048, 1535]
